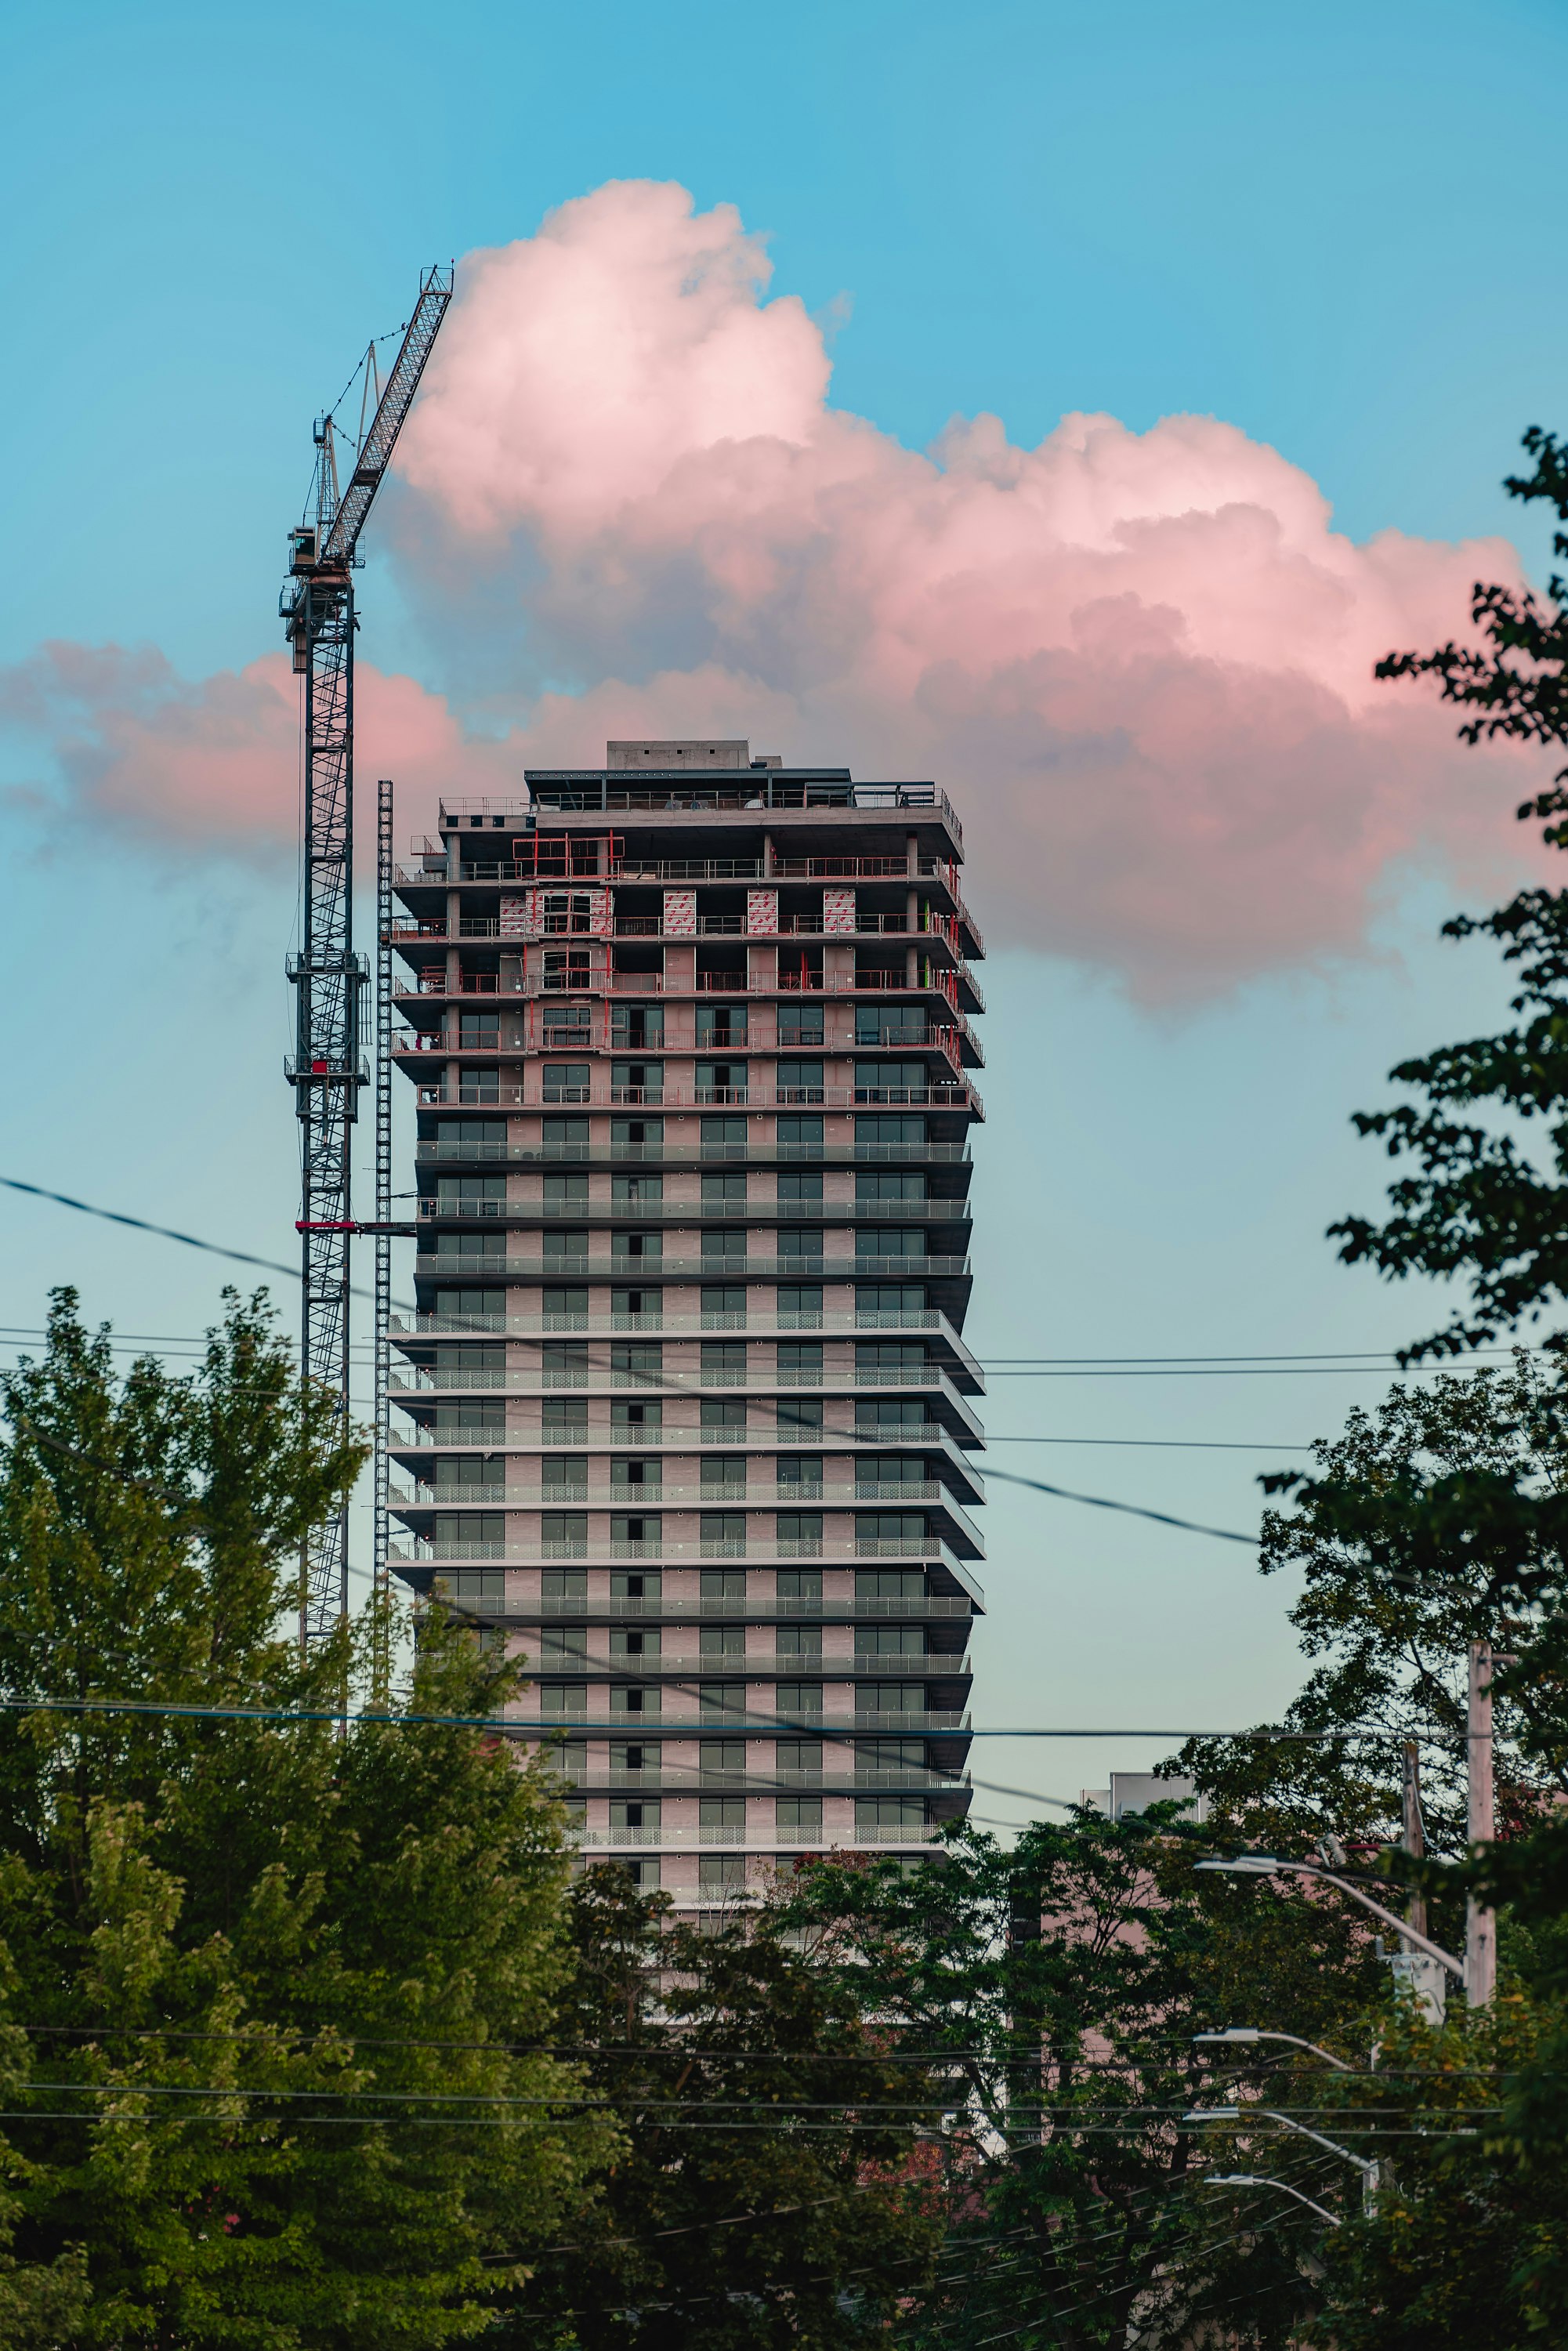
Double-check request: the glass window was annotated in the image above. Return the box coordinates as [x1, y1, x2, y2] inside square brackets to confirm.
[611, 1569, 663, 1599]
[539, 1684, 588, 1717]
[775, 1454, 824, 1494]
[777, 1170, 823, 1202]
[855, 1061, 928, 1100]
[701, 1512, 746, 1554]
[777, 1397, 823, 1440]
[458, 1065, 500, 1103]
[610, 1686, 661, 1718]
[610, 1626, 661, 1658]
[541, 1287, 589, 1325]
[541, 1567, 588, 1599]
[541, 1455, 588, 1493]
[855, 1568, 928, 1601]
[612, 1399, 664, 1433]
[611, 1456, 662, 1494]
[777, 1341, 822, 1378]
[541, 1117, 591, 1147]
[702, 1339, 746, 1376]
[776, 1003, 824, 1046]
[610, 1798, 661, 1831]
[701, 1398, 746, 1432]
[543, 1063, 592, 1102]
[776, 1115, 824, 1149]
[700, 1741, 748, 1776]
[856, 1797, 928, 1831]
[696, 1061, 748, 1100]
[701, 1230, 747, 1262]
[777, 1797, 823, 1835]
[857, 1228, 927, 1259]
[701, 1116, 748, 1150]
[610, 1741, 660, 1773]
[611, 1004, 664, 1048]
[613, 1342, 663, 1377]
[541, 1398, 588, 1437]
[611, 1513, 662, 1545]
[776, 1739, 823, 1777]
[777, 1229, 824, 1262]
[612, 1115, 664, 1144]
[544, 1172, 588, 1206]
[775, 1682, 824, 1718]
[439, 1513, 504, 1552]
[777, 1623, 822, 1658]
[701, 1570, 747, 1603]
[612, 1061, 664, 1100]
[775, 1060, 824, 1102]
[856, 1170, 927, 1200]
[777, 1516, 823, 1554]
[696, 1005, 748, 1047]
[698, 1854, 746, 1889]
[541, 1512, 588, 1551]
[613, 1172, 663, 1203]
[701, 1457, 747, 1495]
[858, 1513, 928, 1545]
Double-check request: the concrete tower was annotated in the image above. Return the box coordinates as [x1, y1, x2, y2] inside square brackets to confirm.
[388, 742, 985, 1907]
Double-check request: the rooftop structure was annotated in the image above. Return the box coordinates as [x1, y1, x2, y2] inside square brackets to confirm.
[386, 741, 985, 1906]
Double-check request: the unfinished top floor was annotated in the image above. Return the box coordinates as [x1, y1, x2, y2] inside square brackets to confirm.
[430, 741, 965, 863]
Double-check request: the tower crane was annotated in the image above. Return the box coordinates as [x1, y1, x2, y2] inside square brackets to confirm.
[281, 263, 453, 1645]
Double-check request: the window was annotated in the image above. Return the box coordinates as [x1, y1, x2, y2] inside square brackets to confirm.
[612, 1230, 662, 1262]
[701, 1795, 745, 1833]
[701, 1570, 747, 1605]
[435, 1288, 505, 1325]
[540, 890, 595, 935]
[775, 1060, 824, 1103]
[777, 1739, 824, 1777]
[539, 1625, 588, 1661]
[863, 1684, 928, 1716]
[431, 1343, 505, 1374]
[701, 1284, 745, 1328]
[701, 1229, 747, 1262]
[700, 1621, 744, 1652]
[612, 1399, 663, 1434]
[777, 1228, 824, 1262]
[696, 1060, 748, 1102]
[460, 1011, 500, 1045]
[858, 1625, 928, 1659]
[611, 1004, 664, 1048]
[541, 1455, 588, 1494]
[617, 1857, 662, 1889]
[541, 1567, 588, 1600]
[458, 1065, 500, 1103]
[544, 1063, 591, 1102]
[777, 1623, 822, 1658]
[610, 1798, 661, 1831]
[611, 1456, 662, 1495]
[702, 1170, 747, 1207]
[432, 1454, 499, 1491]
[857, 1737, 926, 1770]
[776, 1565, 823, 1603]
[432, 1230, 505, 1257]
[440, 1513, 504, 1552]
[701, 1115, 748, 1151]
[702, 1339, 746, 1382]
[700, 1741, 747, 1777]
[701, 1456, 747, 1496]
[698, 1683, 746, 1716]
[777, 1397, 823, 1441]
[541, 1397, 588, 1440]
[857, 1228, 927, 1259]
[856, 1170, 927, 1201]
[856, 1456, 928, 1493]
[433, 1402, 505, 1438]
[856, 1399, 929, 1436]
[436, 1118, 509, 1147]
[610, 1685, 661, 1717]
[611, 1513, 661, 1547]
[857, 1341, 928, 1371]
[856, 1282, 926, 1317]
[778, 1170, 823, 1202]
[612, 1060, 664, 1102]
[612, 1288, 661, 1324]
[777, 1341, 822, 1382]
[856, 1798, 927, 1833]
[698, 1855, 746, 1890]
[541, 1512, 587, 1553]
[613, 1172, 663, 1204]
[856, 1061, 928, 1102]
[611, 1568, 663, 1600]
[776, 1003, 824, 1046]
[541, 948, 590, 992]
[776, 1683, 824, 1718]
[859, 1513, 929, 1547]
[542, 1286, 589, 1325]
[701, 1398, 747, 1437]
[436, 1175, 506, 1212]
[855, 1568, 928, 1601]
[696, 1005, 748, 1047]
[541, 1341, 588, 1385]
[777, 1284, 822, 1326]
[701, 1512, 746, 1556]
[544, 1172, 588, 1209]
[437, 1567, 506, 1613]
[610, 1741, 660, 1773]
[541, 1117, 591, 1148]
[856, 1004, 926, 1045]
[775, 1456, 823, 1498]
[777, 1797, 823, 1837]
[612, 1115, 664, 1145]
[610, 1625, 661, 1658]
[541, 1001, 593, 1047]
[777, 1515, 823, 1556]
[540, 1684, 588, 1717]
[776, 1115, 824, 1149]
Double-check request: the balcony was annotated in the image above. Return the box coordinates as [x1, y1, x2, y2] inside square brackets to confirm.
[574, 1824, 942, 1849]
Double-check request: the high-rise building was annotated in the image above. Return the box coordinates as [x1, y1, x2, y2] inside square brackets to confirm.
[387, 742, 985, 1906]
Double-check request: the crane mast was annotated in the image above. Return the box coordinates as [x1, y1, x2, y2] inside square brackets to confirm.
[281, 264, 453, 1644]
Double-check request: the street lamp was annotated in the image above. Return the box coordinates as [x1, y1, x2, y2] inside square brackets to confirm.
[1183, 2105, 1382, 2215]
[1193, 2027, 1352, 2072]
[1203, 2173, 1342, 2229]
[1194, 1855, 1464, 2018]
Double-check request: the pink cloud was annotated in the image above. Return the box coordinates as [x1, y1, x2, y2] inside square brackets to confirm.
[0, 642, 523, 856]
[390, 179, 1551, 997]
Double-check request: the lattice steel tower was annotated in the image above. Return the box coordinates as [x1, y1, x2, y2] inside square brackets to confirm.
[280, 266, 452, 1643]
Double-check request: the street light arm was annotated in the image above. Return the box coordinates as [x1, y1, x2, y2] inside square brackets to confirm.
[1204, 2175, 1342, 2229]
[1257, 2110, 1378, 2179]
[1197, 1858, 1465, 1983]
[1193, 2027, 1352, 2072]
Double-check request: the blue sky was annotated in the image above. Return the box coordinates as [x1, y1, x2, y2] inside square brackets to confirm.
[2, 0, 1564, 1819]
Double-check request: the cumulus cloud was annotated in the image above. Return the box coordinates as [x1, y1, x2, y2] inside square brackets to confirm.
[390, 178, 1549, 996]
[0, 642, 522, 857]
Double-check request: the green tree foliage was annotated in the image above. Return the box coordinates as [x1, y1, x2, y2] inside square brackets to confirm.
[1332, 427, 1568, 1360]
[775, 1820, 1383, 2350]
[509, 1862, 947, 2351]
[0, 1289, 607, 2349]
[1171, 1358, 1568, 1871]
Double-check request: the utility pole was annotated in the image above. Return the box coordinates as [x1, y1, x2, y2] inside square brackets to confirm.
[1386, 1740, 1446, 2023]
[1466, 1640, 1497, 2009]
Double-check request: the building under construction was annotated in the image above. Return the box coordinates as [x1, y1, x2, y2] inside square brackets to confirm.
[383, 740, 986, 1904]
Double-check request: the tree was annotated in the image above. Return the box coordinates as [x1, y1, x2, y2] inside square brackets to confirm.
[1332, 427, 1568, 1360]
[774, 1818, 1383, 2351]
[0, 1289, 608, 2349]
[507, 1862, 947, 2351]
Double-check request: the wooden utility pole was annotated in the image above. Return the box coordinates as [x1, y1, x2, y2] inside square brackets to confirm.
[1465, 1640, 1497, 2009]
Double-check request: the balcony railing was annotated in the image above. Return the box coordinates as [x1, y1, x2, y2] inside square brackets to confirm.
[574, 1823, 941, 1849]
